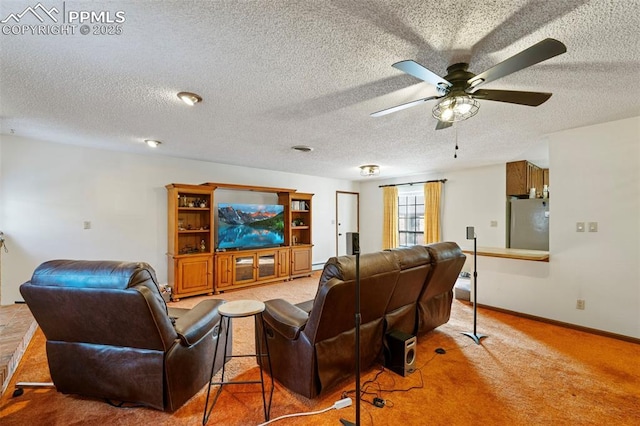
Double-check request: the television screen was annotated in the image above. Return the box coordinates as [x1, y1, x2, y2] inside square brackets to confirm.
[217, 203, 285, 250]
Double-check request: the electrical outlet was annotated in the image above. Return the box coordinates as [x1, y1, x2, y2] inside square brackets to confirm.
[576, 222, 585, 232]
[490, 220, 498, 227]
[576, 299, 585, 310]
[83, 221, 91, 230]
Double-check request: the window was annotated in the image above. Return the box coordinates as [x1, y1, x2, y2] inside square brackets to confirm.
[398, 191, 424, 247]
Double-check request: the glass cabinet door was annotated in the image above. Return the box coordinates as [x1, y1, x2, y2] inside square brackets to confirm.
[234, 255, 256, 282]
[257, 252, 276, 280]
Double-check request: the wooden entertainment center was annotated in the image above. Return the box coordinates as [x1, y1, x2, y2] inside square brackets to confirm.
[166, 182, 313, 300]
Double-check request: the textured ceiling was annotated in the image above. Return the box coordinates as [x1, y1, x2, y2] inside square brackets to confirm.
[1, 0, 639, 181]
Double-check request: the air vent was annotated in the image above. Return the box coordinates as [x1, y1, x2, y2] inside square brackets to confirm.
[291, 145, 314, 152]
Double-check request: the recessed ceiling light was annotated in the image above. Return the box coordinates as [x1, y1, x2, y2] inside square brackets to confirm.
[177, 91, 203, 106]
[145, 139, 162, 148]
[292, 145, 314, 152]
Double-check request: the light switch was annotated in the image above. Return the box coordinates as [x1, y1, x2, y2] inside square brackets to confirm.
[83, 221, 91, 230]
[576, 222, 585, 232]
[588, 222, 598, 232]
[490, 220, 498, 227]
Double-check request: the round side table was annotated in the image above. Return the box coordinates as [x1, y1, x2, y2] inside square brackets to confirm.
[202, 299, 274, 425]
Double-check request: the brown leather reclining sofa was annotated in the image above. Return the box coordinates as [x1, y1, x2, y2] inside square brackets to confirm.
[20, 260, 230, 411]
[258, 241, 466, 398]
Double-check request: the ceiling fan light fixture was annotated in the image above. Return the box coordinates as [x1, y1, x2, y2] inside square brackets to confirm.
[432, 95, 479, 123]
[177, 91, 202, 106]
[359, 164, 380, 177]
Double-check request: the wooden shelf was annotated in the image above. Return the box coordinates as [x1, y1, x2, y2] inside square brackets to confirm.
[201, 182, 296, 193]
[166, 184, 215, 300]
[463, 247, 549, 262]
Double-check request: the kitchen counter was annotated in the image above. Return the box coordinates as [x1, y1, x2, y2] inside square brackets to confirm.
[462, 246, 549, 262]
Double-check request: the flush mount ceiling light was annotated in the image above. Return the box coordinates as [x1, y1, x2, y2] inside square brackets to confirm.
[291, 145, 314, 152]
[144, 139, 162, 148]
[360, 164, 380, 177]
[432, 95, 480, 123]
[177, 91, 202, 106]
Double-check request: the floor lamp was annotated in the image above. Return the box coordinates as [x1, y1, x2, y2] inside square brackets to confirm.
[462, 226, 488, 345]
[340, 232, 361, 426]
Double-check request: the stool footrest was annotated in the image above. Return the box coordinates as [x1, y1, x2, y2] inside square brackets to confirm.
[210, 379, 263, 386]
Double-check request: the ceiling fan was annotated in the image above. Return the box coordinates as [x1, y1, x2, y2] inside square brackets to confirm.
[371, 38, 567, 130]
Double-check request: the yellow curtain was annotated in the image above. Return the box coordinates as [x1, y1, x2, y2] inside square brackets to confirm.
[382, 186, 399, 249]
[424, 181, 442, 244]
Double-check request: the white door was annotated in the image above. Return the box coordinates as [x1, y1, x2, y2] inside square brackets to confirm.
[336, 191, 359, 256]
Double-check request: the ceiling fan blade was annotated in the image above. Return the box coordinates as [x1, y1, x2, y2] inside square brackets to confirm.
[467, 38, 566, 90]
[393, 60, 452, 89]
[370, 95, 441, 117]
[471, 89, 552, 106]
[435, 120, 453, 130]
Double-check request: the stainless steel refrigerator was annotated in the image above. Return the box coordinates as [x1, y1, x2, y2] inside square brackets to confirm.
[509, 199, 549, 250]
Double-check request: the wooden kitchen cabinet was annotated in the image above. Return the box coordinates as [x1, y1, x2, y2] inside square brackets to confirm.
[506, 160, 544, 197]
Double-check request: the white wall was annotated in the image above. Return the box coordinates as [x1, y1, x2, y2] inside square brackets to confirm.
[0, 134, 357, 304]
[360, 117, 640, 338]
[359, 163, 507, 254]
[3, 116, 638, 338]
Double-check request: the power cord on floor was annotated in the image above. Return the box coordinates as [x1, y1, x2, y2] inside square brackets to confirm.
[340, 340, 476, 409]
[340, 365, 423, 410]
[255, 397, 352, 426]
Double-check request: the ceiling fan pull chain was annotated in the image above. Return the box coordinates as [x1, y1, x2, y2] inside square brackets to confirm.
[454, 125, 459, 159]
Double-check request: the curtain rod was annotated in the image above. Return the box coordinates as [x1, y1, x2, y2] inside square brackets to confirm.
[378, 179, 447, 188]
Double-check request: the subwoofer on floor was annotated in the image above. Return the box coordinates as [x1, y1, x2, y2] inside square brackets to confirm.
[384, 330, 417, 377]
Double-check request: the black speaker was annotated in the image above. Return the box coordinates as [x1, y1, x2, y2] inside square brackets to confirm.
[346, 232, 359, 255]
[466, 226, 475, 240]
[384, 330, 416, 377]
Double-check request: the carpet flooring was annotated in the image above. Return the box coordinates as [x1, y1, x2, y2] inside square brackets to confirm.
[1, 272, 638, 425]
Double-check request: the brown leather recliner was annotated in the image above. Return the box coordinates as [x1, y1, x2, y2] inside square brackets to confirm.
[259, 251, 400, 398]
[384, 245, 433, 335]
[259, 242, 465, 399]
[417, 242, 466, 334]
[20, 260, 229, 412]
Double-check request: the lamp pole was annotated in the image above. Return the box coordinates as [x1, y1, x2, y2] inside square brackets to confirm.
[340, 233, 361, 426]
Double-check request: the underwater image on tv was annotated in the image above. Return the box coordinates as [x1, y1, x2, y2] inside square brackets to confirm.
[217, 203, 285, 249]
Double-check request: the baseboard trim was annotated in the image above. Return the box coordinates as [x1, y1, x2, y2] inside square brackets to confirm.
[468, 302, 640, 345]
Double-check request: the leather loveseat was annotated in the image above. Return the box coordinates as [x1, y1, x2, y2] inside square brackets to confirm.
[20, 260, 230, 412]
[258, 242, 465, 398]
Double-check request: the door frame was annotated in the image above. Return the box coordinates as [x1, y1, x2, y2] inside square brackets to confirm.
[335, 191, 360, 256]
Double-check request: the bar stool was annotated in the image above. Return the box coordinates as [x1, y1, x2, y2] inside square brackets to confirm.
[202, 299, 274, 425]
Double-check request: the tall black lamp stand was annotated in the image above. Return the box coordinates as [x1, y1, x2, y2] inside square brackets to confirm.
[340, 232, 361, 426]
[462, 226, 488, 345]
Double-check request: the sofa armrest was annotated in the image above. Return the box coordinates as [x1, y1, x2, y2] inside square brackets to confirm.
[174, 299, 223, 346]
[263, 299, 309, 340]
[294, 299, 314, 314]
